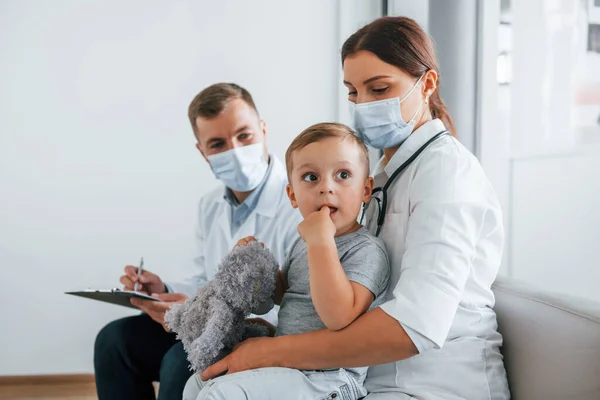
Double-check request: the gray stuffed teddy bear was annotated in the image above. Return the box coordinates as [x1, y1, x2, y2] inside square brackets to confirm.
[165, 241, 279, 372]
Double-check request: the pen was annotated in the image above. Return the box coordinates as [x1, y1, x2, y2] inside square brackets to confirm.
[134, 257, 144, 292]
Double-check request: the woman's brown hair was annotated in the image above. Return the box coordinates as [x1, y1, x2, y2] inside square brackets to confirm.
[341, 16, 456, 136]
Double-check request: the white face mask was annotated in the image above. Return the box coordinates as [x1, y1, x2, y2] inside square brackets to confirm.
[348, 74, 425, 149]
[207, 142, 268, 192]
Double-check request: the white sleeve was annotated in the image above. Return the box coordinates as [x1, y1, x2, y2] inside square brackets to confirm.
[400, 323, 435, 353]
[164, 202, 208, 297]
[379, 150, 491, 348]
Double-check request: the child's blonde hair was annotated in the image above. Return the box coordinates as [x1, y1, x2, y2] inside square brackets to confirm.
[285, 123, 370, 180]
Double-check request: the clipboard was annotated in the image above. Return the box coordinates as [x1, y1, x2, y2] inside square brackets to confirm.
[65, 288, 163, 309]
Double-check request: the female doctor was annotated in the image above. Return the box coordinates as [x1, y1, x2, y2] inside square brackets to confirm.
[200, 17, 511, 399]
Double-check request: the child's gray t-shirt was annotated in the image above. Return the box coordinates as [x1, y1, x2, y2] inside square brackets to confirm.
[275, 226, 390, 385]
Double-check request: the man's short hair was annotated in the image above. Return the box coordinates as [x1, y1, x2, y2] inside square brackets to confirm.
[188, 83, 259, 136]
[285, 122, 370, 180]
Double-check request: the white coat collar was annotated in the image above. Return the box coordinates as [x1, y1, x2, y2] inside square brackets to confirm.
[373, 118, 448, 178]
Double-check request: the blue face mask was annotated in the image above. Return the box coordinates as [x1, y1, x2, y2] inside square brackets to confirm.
[207, 143, 268, 192]
[349, 74, 425, 149]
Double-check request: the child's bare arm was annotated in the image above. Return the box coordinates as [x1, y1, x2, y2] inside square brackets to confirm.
[307, 240, 374, 331]
[298, 207, 375, 331]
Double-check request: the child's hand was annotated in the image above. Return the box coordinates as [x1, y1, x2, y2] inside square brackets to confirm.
[298, 206, 336, 245]
[233, 236, 264, 251]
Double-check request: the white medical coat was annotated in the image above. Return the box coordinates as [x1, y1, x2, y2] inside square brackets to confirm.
[364, 119, 510, 400]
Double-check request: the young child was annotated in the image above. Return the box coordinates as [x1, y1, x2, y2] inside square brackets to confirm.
[183, 122, 390, 400]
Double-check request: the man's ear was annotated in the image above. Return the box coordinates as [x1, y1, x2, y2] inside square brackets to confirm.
[260, 120, 267, 137]
[259, 120, 270, 163]
[362, 176, 374, 203]
[196, 142, 209, 164]
[286, 184, 298, 209]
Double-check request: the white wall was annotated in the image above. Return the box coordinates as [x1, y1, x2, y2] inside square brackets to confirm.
[388, 0, 429, 31]
[0, 0, 339, 375]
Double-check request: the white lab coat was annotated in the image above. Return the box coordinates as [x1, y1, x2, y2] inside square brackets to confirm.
[166, 156, 302, 323]
[364, 119, 510, 400]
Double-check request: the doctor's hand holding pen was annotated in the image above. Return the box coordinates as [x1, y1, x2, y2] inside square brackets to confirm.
[121, 262, 188, 330]
[121, 264, 166, 295]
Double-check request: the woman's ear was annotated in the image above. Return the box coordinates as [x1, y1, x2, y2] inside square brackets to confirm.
[422, 70, 438, 101]
[286, 184, 299, 209]
[362, 176, 374, 203]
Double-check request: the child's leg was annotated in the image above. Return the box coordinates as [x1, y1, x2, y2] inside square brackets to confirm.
[192, 367, 365, 400]
[182, 373, 204, 400]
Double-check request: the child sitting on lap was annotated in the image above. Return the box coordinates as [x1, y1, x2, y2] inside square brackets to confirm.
[184, 122, 390, 400]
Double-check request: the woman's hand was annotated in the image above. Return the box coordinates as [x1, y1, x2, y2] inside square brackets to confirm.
[200, 336, 278, 380]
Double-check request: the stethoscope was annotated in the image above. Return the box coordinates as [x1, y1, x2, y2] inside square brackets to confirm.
[360, 130, 450, 236]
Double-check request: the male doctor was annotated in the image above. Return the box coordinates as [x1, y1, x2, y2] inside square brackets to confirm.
[93, 83, 301, 400]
